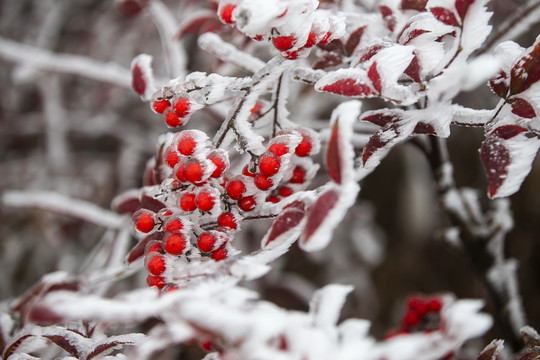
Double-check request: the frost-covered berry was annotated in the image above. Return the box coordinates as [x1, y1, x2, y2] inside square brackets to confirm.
[279, 186, 293, 197]
[196, 191, 215, 212]
[238, 195, 257, 211]
[164, 218, 183, 233]
[403, 311, 420, 328]
[319, 31, 332, 45]
[164, 109, 183, 127]
[259, 153, 280, 176]
[217, 212, 237, 229]
[273, 35, 296, 51]
[183, 159, 204, 184]
[197, 232, 216, 252]
[164, 233, 187, 255]
[290, 166, 306, 183]
[147, 254, 166, 276]
[177, 134, 197, 156]
[242, 164, 256, 177]
[179, 192, 197, 212]
[146, 274, 166, 289]
[295, 134, 312, 157]
[134, 211, 155, 233]
[254, 173, 273, 190]
[219, 3, 236, 24]
[211, 247, 228, 261]
[304, 32, 317, 48]
[208, 150, 228, 178]
[165, 149, 180, 168]
[268, 142, 289, 156]
[427, 298, 442, 312]
[174, 98, 191, 117]
[266, 195, 280, 203]
[226, 179, 246, 200]
[147, 242, 163, 254]
[152, 99, 170, 114]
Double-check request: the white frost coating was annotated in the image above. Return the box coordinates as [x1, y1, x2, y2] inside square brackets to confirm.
[490, 131, 540, 198]
[0, 37, 131, 88]
[460, 0, 492, 56]
[309, 284, 353, 327]
[131, 54, 156, 101]
[451, 104, 493, 127]
[2, 190, 125, 229]
[331, 101, 363, 184]
[198, 33, 265, 73]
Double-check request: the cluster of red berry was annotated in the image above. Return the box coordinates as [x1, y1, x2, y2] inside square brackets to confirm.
[217, 1, 344, 60]
[131, 125, 319, 290]
[151, 96, 195, 128]
[387, 295, 444, 338]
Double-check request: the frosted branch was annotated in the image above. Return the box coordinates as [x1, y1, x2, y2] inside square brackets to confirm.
[2, 190, 125, 230]
[0, 37, 132, 88]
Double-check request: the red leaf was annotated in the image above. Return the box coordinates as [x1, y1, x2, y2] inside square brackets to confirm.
[28, 305, 64, 325]
[320, 79, 374, 97]
[431, 7, 459, 26]
[404, 55, 422, 82]
[326, 120, 341, 184]
[176, 13, 222, 39]
[480, 135, 510, 197]
[43, 335, 80, 357]
[362, 132, 390, 164]
[264, 201, 306, 247]
[115, 0, 146, 17]
[126, 232, 163, 264]
[313, 53, 343, 70]
[302, 189, 340, 244]
[477, 340, 504, 360]
[516, 348, 540, 360]
[140, 194, 166, 213]
[87, 341, 134, 360]
[492, 124, 528, 139]
[112, 190, 141, 214]
[317, 39, 344, 54]
[3, 334, 33, 360]
[510, 37, 540, 95]
[455, 0, 474, 21]
[379, 5, 397, 32]
[489, 71, 509, 98]
[401, 0, 428, 11]
[413, 122, 436, 134]
[511, 98, 537, 119]
[358, 44, 387, 63]
[399, 29, 429, 45]
[368, 62, 382, 93]
[345, 27, 366, 56]
[131, 63, 146, 96]
[361, 112, 401, 127]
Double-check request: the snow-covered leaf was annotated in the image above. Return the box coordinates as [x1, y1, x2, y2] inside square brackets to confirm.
[261, 200, 307, 249]
[510, 35, 540, 95]
[401, 0, 428, 11]
[315, 68, 375, 97]
[477, 340, 504, 360]
[309, 284, 353, 327]
[130, 54, 155, 101]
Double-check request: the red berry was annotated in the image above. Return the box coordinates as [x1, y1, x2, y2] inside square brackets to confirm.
[403, 311, 420, 328]
[197, 232, 216, 252]
[164, 109, 183, 127]
[407, 296, 426, 312]
[208, 151, 228, 178]
[177, 134, 197, 156]
[283, 50, 300, 60]
[304, 32, 317, 48]
[253, 34, 265, 41]
[183, 160, 204, 183]
[135, 212, 155, 233]
[174, 98, 191, 117]
[147, 242, 163, 254]
[220, 3, 236, 24]
[238, 196, 257, 211]
[295, 134, 312, 157]
[259, 153, 281, 176]
[279, 186, 293, 197]
[152, 99, 170, 114]
[217, 212, 237, 229]
[290, 166, 306, 183]
[266, 195, 281, 203]
[146, 274, 166, 289]
[147, 254, 166, 276]
[164, 218, 183, 233]
[242, 164, 256, 177]
[211, 247, 228, 261]
[254, 173, 273, 190]
[196, 191, 215, 212]
[226, 179, 246, 200]
[268, 143, 288, 156]
[179, 192, 197, 212]
[272, 35, 296, 51]
[165, 149, 180, 168]
[427, 298, 442, 312]
[164, 233, 187, 255]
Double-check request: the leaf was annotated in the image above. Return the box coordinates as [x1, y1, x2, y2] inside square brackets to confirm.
[313, 53, 343, 70]
[357, 43, 388, 63]
[401, 0, 428, 11]
[309, 284, 353, 327]
[430, 7, 459, 26]
[345, 27, 365, 56]
[404, 55, 422, 83]
[87, 340, 135, 360]
[126, 232, 163, 264]
[511, 97, 537, 119]
[140, 193, 166, 213]
[27, 305, 64, 325]
[379, 5, 397, 32]
[455, 0, 474, 21]
[315, 69, 375, 97]
[326, 120, 342, 184]
[367, 62, 382, 93]
[521, 326, 540, 348]
[301, 188, 340, 246]
[176, 11, 221, 39]
[361, 110, 403, 127]
[42, 335, 80, 357]
[489, 71, 509, 98]
[3, 334, 33, 359]
[130, 54, 155, 100]
[477, 340, 504, 360]
[510, 35, 540, 95]
[480, 125, 540, 198]
[262, 201, 306, 248]
[413, 122, 437, 134]
[111, 189, 141, 214]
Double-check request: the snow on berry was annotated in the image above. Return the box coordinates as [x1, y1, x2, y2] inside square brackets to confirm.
[133, 210, 156, 233]
[219, 3, 237, 25]
[164, 233, 188, 255]
[195, 186, 219, 212]
[258, 152, 281, 176]
[238, 195, 257, 212]
[146, 253, 166, 276]
[217, 212, 239, 230]
[226, 177, 247, 200]
[211, 247, 228, 261]
[207, 149, 229, 178]
[179, 192, 197, 212]
[152, 99, 170, 114]
[254, 173, 274, 190]
[164, 217, 184, 234]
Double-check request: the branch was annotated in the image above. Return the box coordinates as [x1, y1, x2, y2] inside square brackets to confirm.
[2, 190, 125, 230]
[0, 37, 132, 88]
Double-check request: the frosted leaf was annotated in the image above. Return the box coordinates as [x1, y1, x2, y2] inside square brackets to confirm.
[521, 326, 540, 347]
[309, 284, 353, 327]
[510, 34, 540, 95]
[261, 200, 307, 249]
[315, 68, 376, 97]
[460, 0, 492, 56]
[477, 340, 504, 360]
[131, 54, 156, 101]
